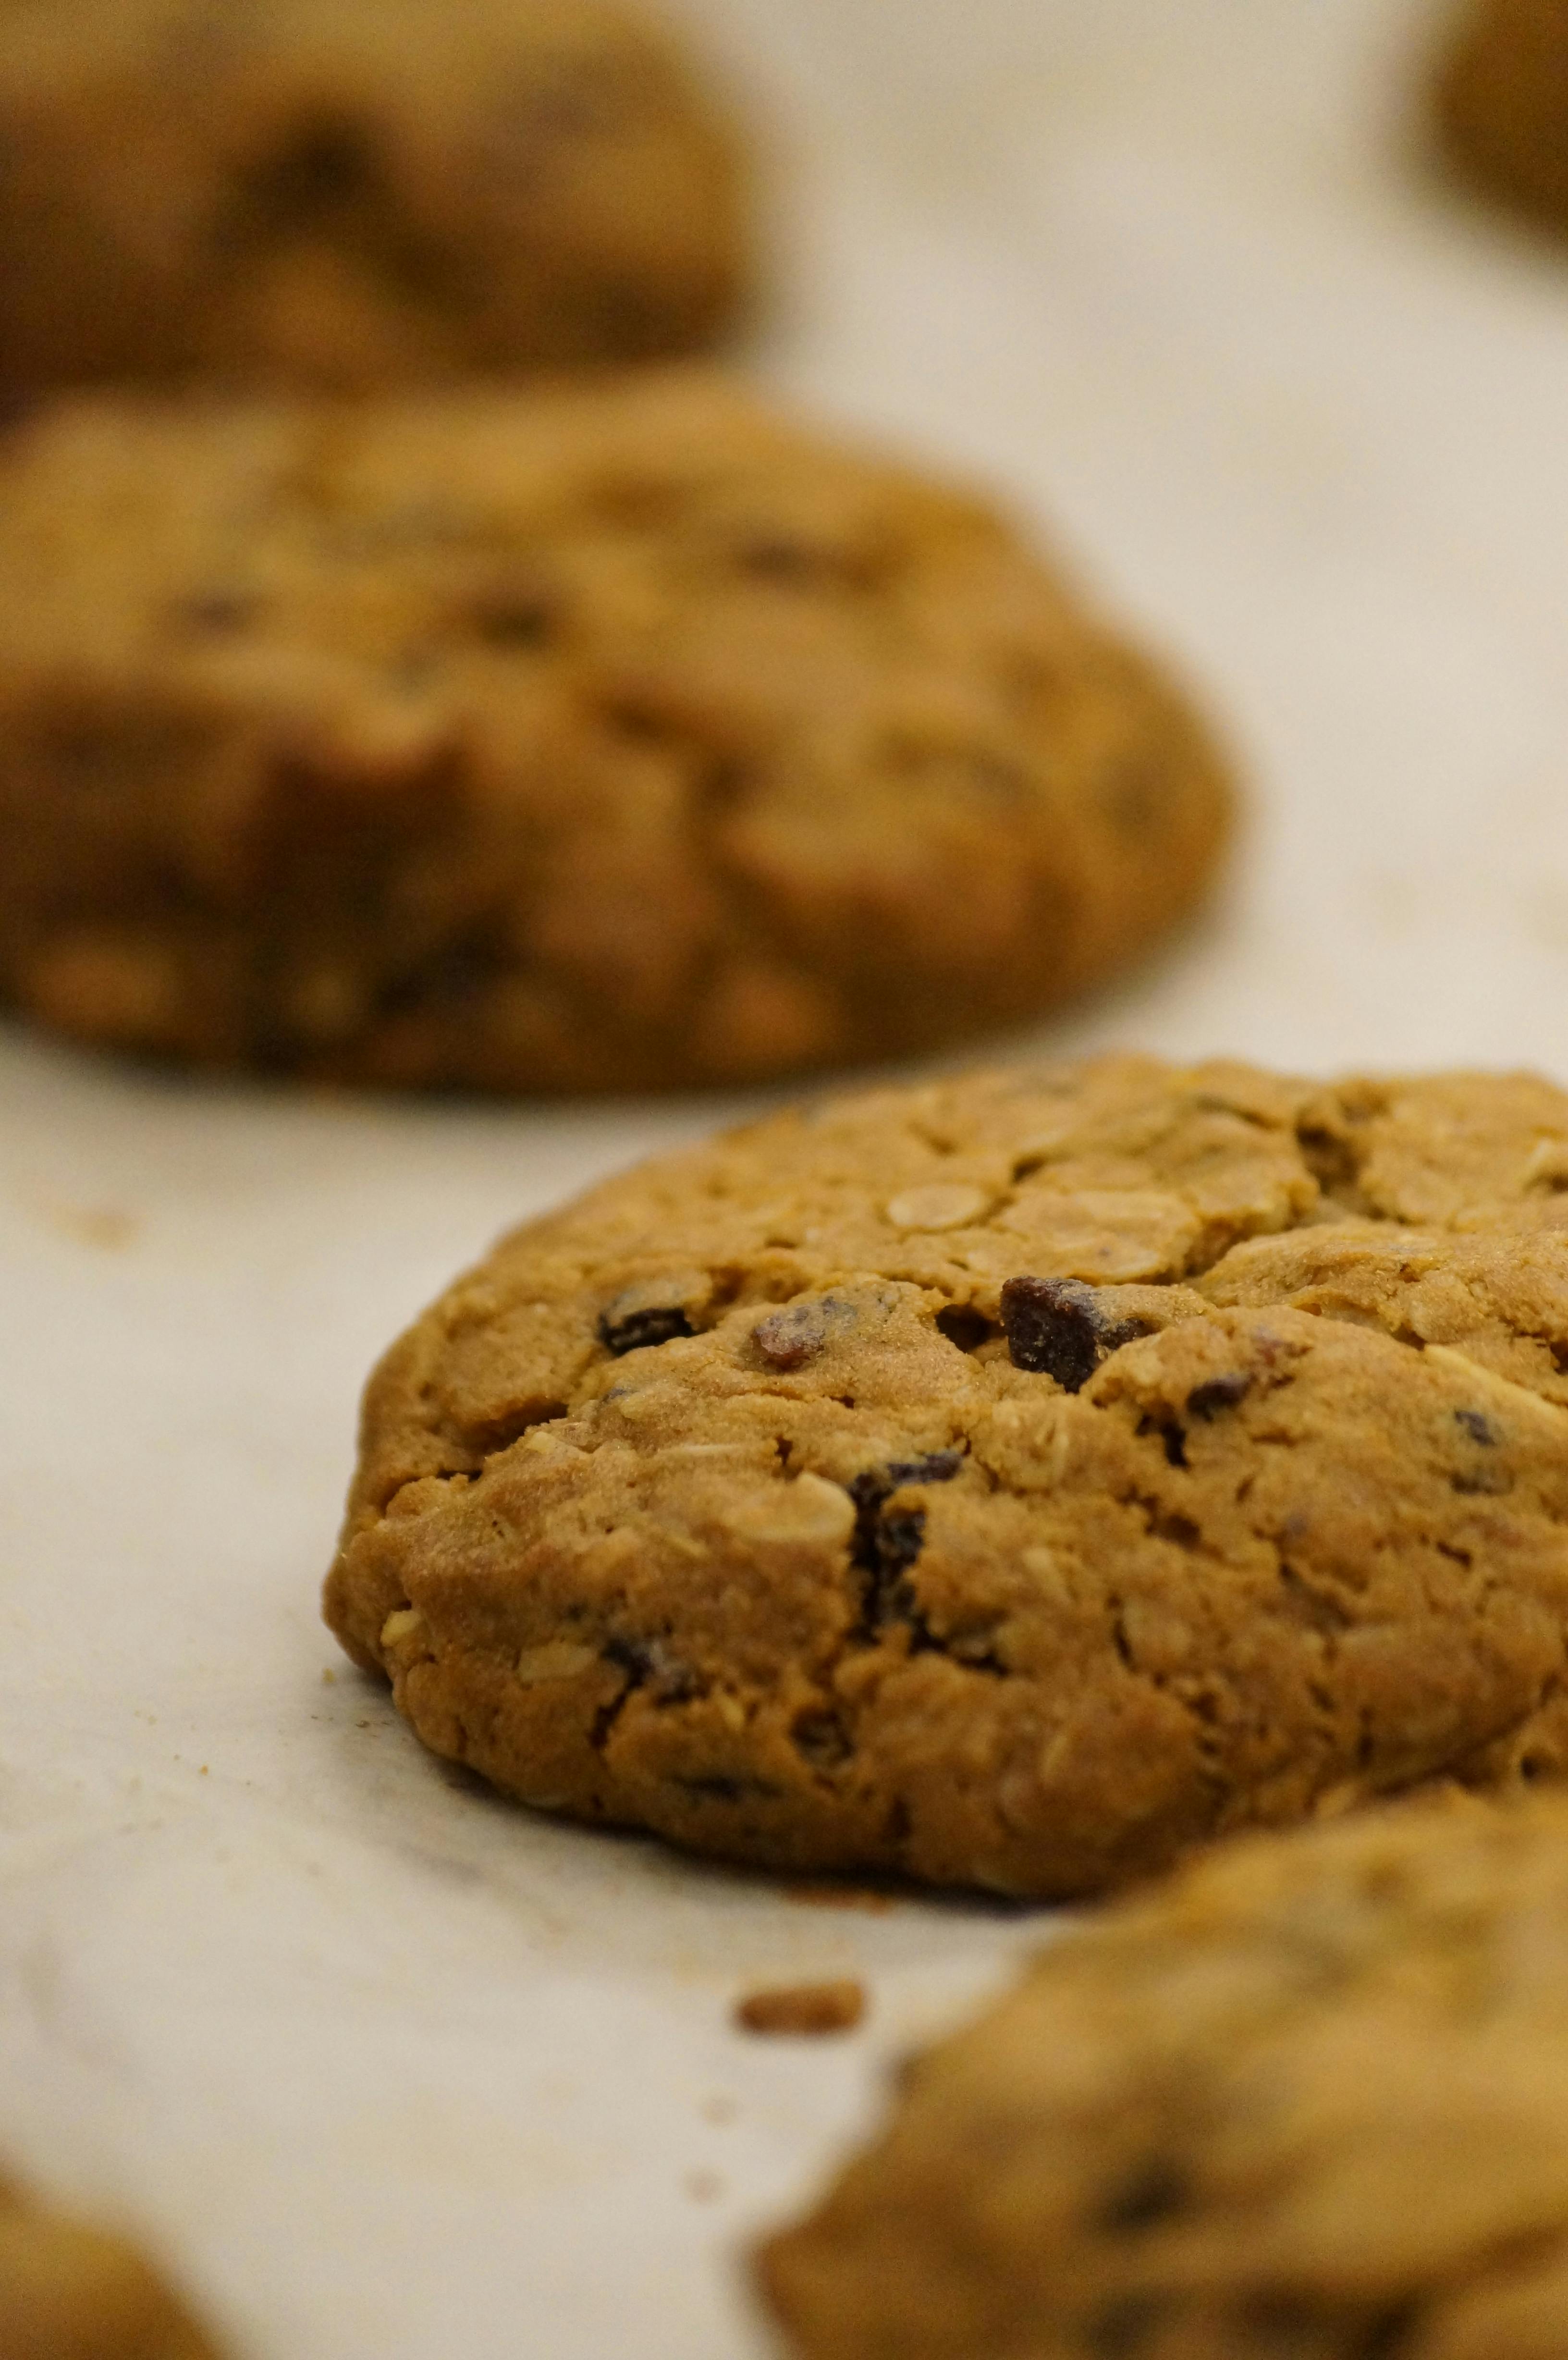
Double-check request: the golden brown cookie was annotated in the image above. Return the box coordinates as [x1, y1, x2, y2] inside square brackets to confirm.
[0, 2171, 222, 2360]
[0, 375, 1231, 1091]
[324, 1054, 1568, 1894]
[1436, 0, 1568, 232]
[757, 1787, 1568, 2360]
[0, 0, 747, 393]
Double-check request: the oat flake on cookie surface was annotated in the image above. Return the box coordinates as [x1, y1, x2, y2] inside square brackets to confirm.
[0, 370, 1230, 1091]
[324, 1054, 1568, 1895]
[758, 1787, 1568, 2360]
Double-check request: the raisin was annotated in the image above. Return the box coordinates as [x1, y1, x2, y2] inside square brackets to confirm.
[1000, 1276, 1144, 1389]
[1187, 1372, 1252, 1420]
[597, 1302, 694, 1355]
[845, 1453, 963, 1631]
[754, 1298, 854, 1369]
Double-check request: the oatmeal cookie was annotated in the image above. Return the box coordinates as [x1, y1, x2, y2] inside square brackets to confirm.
[325, 1054, 1568, 1893]
[0, 375, 1231, 1090]
[0, 2170, 222, 2359]
[0, 0, 747, 393]
[1436, 0, 1568, 233]
[758, 1788, 1568, 2360]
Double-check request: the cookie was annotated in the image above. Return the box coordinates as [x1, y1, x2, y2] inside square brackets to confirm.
[1436, 0, 1568, 233]
[0, 375, 1231, 1091]
[324, 1054, 1568, 1894]
[0, 2170, 222, 2359]
[0, 0, 747, 394]
[757, 1787, 1568, 2360]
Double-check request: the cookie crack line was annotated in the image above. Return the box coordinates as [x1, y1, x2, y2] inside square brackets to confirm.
[325, 1054, 1568, 1897]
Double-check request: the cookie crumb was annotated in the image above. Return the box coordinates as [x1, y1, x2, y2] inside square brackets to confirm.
[735, 1979, 867, 2035]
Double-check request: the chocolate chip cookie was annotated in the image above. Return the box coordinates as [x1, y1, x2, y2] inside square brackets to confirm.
[0, 2170, 222, 2359]
[0, 375, 1232, 1090]
[758, 1787, 1568, 2360]
[0, 0, 747, 394]
[1436, 0, 1568, 233]
[324, 1054, 1568, 1893]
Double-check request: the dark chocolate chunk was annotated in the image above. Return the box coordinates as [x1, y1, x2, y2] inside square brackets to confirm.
[1000, 1275, 1144, 1390]
[1187, 1372, 1253, 1420]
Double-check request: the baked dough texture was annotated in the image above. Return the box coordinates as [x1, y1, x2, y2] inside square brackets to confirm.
[0, 2171, 221, 2360]
[0, 375, 1231, 1090]
[325, 1054, 1568, 1894]
[0, 0, 748, 393]
[757, 1787, 1568, 2360]
[1436, 0, 1568, 232]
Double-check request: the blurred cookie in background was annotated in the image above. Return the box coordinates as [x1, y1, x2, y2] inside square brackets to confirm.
[0, 0, 751, 395]
[1436, 0, 1568, 234]
[758, 1789, 1568, 2360]
[0, 371, 1232, 1091]
[0, 2168, 223, 2360]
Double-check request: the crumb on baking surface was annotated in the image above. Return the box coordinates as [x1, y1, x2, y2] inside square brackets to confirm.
[734, 1979, 867, 2035]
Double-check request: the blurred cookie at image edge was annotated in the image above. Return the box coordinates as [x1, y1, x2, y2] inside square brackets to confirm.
[0, 371, 1232, 1091]
[0, 0, 750, 394]
[1436, 0, 1568, 233]
[0, 2170, 223, 2360]
[758, 1787, 1568, 2360]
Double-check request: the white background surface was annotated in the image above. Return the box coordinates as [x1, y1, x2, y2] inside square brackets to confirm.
[5, 1, 1568, 2351]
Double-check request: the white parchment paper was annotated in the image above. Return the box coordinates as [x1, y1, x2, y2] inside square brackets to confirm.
[6, 2, 1568, 2351]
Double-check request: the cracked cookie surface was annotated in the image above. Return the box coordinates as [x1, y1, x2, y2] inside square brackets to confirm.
[0, 0, 747, 394]
[0, 375, 1231, 1090]
[0, 2169, 223, 2360]
[323, 1054, 1568, 1892]
[757, 1788, 1568, 2360]
[1436, 0, 1568, 233]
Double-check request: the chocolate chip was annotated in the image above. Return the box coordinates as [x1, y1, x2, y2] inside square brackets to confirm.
[735, 534, 874, 590]
[597, 1301, 695, 1355]
[172, 586, 260, 633]
[1096, 2157, 1192, 2235]
[1187, 1372, 1253, 1420]
[791, 1709, 852, 1770]
[674, 1772, 775, 1803]
[243, 117, 379, 223]
[466, 572, 558, 648]
[1454, 1408, 1498, 1446]
[1084, 2292, 1167, 2358]
[1000, 1276, 1144, 1390]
